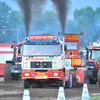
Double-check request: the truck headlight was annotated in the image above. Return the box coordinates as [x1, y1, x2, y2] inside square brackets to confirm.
[25, 73, 29, 76]
[53, 72, 58, 76]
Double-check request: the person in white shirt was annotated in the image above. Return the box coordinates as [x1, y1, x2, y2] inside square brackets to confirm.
[68, 42, 76, 49]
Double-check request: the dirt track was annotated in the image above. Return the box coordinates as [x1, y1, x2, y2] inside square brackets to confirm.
[0, 77, 100, 100]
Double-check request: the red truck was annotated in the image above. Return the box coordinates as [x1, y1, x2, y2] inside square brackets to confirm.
[65, 33, 89, 86]
[85, 42, 100, 84]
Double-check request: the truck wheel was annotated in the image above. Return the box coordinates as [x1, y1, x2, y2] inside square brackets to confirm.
[24, 80, 30, 88]
[65, 70, 72, 88]
[98, 68, 100, 85]
[58, 80, 63, 87]
[71, 70, 76, 87]
[4, 63, 13, 82]
[89, 79, 96, 84]
[58, 73, 65, 88]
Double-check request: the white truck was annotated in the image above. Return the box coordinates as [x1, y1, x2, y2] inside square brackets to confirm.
[21, 35, 72, 88]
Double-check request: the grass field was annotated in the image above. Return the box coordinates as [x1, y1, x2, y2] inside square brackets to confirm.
[73, 95, 100, 100]
[90, 96, 100, 100]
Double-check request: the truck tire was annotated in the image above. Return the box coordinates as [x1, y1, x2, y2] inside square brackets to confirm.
[57, 72, 65, 88]
[4, 63, 13, 82]
[58, 80, 63, 87]
[24, 80, 30, 88]
[97, 68, 100, 85]
[71, 70, 76, 87]
[65, 70, 72, 88]
[89, 79, 96, 84]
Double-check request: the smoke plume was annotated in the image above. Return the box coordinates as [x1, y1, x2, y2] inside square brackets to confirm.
[51, 0, 71, 36]
[14, 0, 46, 36]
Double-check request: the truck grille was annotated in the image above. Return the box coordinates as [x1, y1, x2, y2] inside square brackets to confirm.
[31, 62, 52, 68]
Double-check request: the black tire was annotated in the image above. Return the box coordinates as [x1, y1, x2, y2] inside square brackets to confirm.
[12, 75, 22, 81]
[71, 70, 76, 87]
[97, 68, 100, 85]
[65, 70, 72, 88]
[58, 80, 63, 87]
[89, 79, 96, 84]
[24, 80, 30, 88]
[4, 63, 13, 82]
[58, 72, 65, 88]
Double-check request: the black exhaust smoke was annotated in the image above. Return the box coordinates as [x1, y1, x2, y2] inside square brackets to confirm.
[14, 0, 46, 37]
[51, 0, 71, 36]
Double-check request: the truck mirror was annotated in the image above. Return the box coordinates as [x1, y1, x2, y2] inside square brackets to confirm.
[64, 45, 67, 51]
[11, 44, 14, 48]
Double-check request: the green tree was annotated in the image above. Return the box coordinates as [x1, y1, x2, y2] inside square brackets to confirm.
[0, 1, 11, 43]
[73, 6, 98, 47]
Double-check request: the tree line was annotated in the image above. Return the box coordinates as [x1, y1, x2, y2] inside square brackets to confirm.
[0, 1, 100, 48]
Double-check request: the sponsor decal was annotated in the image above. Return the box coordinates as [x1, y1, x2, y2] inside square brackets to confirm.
[25, 58, 29, 61]
[29, 35, 55, 40]
[46, 58, 54, 60]
[24, 62, 27, 64]
[53, 61, 56, 64]
[65, 34, 78, 40]
[31, 58, 45, 60]
[72, 58, 82, 66]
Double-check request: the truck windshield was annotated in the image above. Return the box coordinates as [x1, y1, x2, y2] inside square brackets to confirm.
[23, 44, 61, 56]
[91, 50, 100, 59]
[65, 42, 77, 49]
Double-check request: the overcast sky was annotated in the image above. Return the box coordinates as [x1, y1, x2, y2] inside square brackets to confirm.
[1, 0, 100, 20]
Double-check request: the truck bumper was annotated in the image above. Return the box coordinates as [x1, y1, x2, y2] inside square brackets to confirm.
[22, 69, 67, 80]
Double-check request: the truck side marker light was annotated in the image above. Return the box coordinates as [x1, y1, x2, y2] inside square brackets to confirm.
[61, 74, 63, 76]
[71, 72, 73, 74]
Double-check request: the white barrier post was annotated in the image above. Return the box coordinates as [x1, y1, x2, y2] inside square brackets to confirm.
[23, 89, 31, 100]
[81, 83, 90, 100]
[57, 87, 65, 100]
